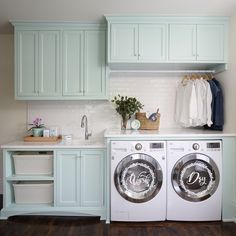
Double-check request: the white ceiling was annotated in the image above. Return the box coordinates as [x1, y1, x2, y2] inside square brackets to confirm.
[1, 0, 236, 33]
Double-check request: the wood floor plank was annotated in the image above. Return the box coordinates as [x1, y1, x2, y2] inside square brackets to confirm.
[0, 216, 235, 236]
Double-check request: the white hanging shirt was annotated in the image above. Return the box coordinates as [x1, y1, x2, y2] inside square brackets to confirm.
[175, 82, 185, 124]
[189, 80, 198, 126]
[194, 78, 207, 126]
[179, 80, 197, 127]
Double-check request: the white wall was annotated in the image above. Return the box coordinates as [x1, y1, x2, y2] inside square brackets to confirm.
[28, 76, 180, 140]
[0, 35, 27, 193]
[218, 10, 236, 132]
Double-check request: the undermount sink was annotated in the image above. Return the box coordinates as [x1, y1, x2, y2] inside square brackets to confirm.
[60, 138, 104, 147]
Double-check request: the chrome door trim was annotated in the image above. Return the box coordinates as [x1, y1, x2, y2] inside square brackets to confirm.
[114, 153, 163, 203]
[171, 153, 220, 202]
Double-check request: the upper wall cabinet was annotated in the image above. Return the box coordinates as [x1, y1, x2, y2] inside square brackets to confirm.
[110, 23, 166, 62]
[169, 24, 225, 62]
[15, 30, 61, 98]
[105, 16, 228, 71]
[12, 22, 108, 100]
[62, 29, 106, 98]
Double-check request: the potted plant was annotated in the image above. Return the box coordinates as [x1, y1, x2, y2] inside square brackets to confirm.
[28, 117, 45, 137]
[112, 94, 144, 129]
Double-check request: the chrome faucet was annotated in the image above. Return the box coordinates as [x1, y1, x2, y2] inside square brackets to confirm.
[81, 115, 92, 140]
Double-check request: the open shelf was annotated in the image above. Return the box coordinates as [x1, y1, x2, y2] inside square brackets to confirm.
[6, 175, 54, 181]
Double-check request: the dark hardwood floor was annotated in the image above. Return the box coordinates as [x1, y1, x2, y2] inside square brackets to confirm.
[0, 195, 236, 236]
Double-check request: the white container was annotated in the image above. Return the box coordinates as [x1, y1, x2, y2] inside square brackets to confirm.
[13, 152, 53, 175]
[13, 182, 53, 204]
[49, 127, 59, 137]
[43, 129, 50, 137]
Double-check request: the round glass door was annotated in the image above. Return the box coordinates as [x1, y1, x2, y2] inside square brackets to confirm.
[114, 153, 163, 203]
[172, 153, 220, 202]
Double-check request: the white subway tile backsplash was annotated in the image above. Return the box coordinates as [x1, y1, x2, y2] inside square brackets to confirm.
[28, 75, 180, 139]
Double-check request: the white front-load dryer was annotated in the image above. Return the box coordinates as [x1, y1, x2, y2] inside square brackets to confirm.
[111, 140, 166, 221]
[167, 140, 222, 221]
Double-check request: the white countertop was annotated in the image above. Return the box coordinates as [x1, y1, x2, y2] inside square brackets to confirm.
[104, 128, 236, 138]
[1, 138, 105, 149]
[1, 128, 236, 149]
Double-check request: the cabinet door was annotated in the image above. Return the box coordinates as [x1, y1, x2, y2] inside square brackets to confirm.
[84, 30, 107, 98]
[56, 151, 81, 206]
[38, 31, 61, 96]
[139, 24, 166, 61]
[16, 31, 38, 97]
[110, 24, 138, 62]
[169, 24, 196, 61]
[81, 150, 104, 207]
[62, 30, 84, 96]
[197, 24, 224, 61]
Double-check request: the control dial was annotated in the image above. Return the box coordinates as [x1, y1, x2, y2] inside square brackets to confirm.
[192, 143, 200, 150]
[135, 143, 142, 151]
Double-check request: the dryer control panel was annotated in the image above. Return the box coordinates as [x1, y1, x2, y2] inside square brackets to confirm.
[168, 140, 221, 154]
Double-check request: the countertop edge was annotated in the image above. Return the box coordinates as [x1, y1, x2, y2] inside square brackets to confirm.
[104, 128, 236, 138]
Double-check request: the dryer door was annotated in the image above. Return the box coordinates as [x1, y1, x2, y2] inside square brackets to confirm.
[172, 153, 220, 202]
[114, 153, 163, 203]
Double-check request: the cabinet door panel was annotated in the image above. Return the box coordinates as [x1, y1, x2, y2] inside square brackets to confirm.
[56, 151, 80, 206]
[169, 24, 196, 61]
[84, 30, 106, 98]
[81, 150, 104, 207]
[16, 31, 38, 96]
[139, 24, 166, 61]
[39, 31, 61, 96]
[62, 31, 83, 96]
[110, 24, 138, 61]
[197, 24, 224, 61]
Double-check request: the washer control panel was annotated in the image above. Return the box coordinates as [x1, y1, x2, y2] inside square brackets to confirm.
[133, 142, 165, 152]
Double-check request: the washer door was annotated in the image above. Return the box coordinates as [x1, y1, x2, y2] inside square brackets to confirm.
[172, 153, 220, 202]
[114, 153, 163, 203]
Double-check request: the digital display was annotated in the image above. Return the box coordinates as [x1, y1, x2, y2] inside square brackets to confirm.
[150, 143, 164, 149]
[207, 143, 220, 149]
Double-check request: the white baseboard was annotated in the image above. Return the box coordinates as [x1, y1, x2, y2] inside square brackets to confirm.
[234, 201, 236, 223]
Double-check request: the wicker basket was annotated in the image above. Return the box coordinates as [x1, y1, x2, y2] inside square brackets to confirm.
[135, 112, 160, 130]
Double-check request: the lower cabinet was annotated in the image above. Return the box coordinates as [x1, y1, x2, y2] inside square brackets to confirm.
[0, 148, 106, 220]
[55, 149, 105, 209]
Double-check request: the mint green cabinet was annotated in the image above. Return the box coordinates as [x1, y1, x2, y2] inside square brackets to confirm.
[62, 31, 83, 96]
[169, 24, 225, 62]
[139, 24, 166, 61]
[169, 24, 196, 61]
[56, 149, 105, 207]
[84, 30, 107, 98]
[110, 24, 138, 62]
[12, 22, 108, 100]
[63, 30, 106, 98]
[15, 30, 61, 98]
[197, 24, 224, 61]
[109, 23, 166, 62]
[106, 16, 228, 71]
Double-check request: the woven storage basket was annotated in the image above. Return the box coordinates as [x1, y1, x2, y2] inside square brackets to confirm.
[135, 112, 160, 130]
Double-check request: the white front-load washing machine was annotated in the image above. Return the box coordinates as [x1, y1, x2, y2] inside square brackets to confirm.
[111, 140, 166, 221]
[167, 140, 222, 221]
